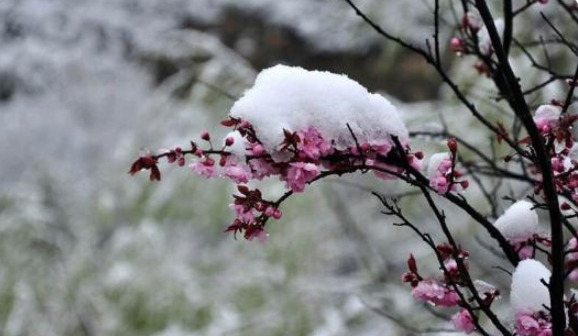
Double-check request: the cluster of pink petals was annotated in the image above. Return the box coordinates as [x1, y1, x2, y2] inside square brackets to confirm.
[226, 186, 282, 242]
[533, 105, 561, 134]
[514, 241, 538, 260]
[515, 312, 552, 336]
[509, 236, 551, 260]
[190, 160, 217, 178]
[430, 157, 454, 193]
[282, 162, 320, 192]
[528, 105, 578, 204]
[231, 204, 257, 223]
[428, 153, 468, 194]
[411, 278, 460, 307]
[189, 123, 422, 195]
[451, 309, 476, 334]
[296, 127, 333, 160]
[172, 119, 421, 241]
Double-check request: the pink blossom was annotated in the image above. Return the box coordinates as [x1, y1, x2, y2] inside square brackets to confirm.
[247, 227, 269, 244]
[297, 127, 332, 160]
[451, 309, 476, 334]
[230, 204, 256, 223]
[225, 165, 251, 184]
[551, 157, 565, 173]
[190, 161, 216, 178]
[514, 242, 535, 260]
[249, 159, 278, 180]
[284, 162, 320, 192]
[251, 144, 265, 156]
[427, 153, 464, 194]
[516, 314, 540, 335]
[514, 312, 551, 336]
[431, 176, 451, 194]
[450, 37, 463, 53]
[444, 259, 459, 274]
[264, 207, 283, 219]
[533, 105, 561, 133]
[411, 279, 460, 307]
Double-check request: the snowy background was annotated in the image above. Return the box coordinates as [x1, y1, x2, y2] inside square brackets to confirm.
[0, 0, 569, 335]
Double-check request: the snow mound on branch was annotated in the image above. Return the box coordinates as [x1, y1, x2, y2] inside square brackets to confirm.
[230, 65, 408, 155]
[494, 201, 539, 242]
[510, 259, 551, 314]
[535, 104, 561, 122]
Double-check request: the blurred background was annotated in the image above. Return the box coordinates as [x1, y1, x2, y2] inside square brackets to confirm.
[0, 0, 570, 335]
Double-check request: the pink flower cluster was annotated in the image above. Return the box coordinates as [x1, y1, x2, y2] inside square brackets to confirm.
[225, 185, 282, 242]
[452, 309, 476, 334]
[402, 245, 469, 308]
[511, 235, 551, 260]
[401, 245, 504, 334]
[528, 105, 578, 201]
[129, 115, 424, 241]
[179, 117, 422, 241]
[427, 139, 469, 194]
[450, 7, 548, 75]
[411, 279, 460, 307]
[515, 312, 552, 336]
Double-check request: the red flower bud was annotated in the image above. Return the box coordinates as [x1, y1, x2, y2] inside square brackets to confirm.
[551, 99, 564, 107]
[450, 37, 463, 53]
[237, 185, 250, 195]
[219, 155, 227, 167]
[201, 130, 211, 141]
[474, 61, 488, 75]
[272, 209, 282, 220]
[407, 254, 418, 273]
[221, 117, 240, 127]
[447, 137, 458, 153]
[225, 136, 235, 146]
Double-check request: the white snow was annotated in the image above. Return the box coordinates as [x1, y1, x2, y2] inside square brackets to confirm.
[510, 259, 551, 313]
[494, 201, 540, 242]
[534, 104, 561, 124]
[230, 65, 408, 157]
[224, 130, 248, 160]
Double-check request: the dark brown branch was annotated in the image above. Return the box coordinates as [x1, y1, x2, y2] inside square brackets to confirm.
[474, 1, 565, 333]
